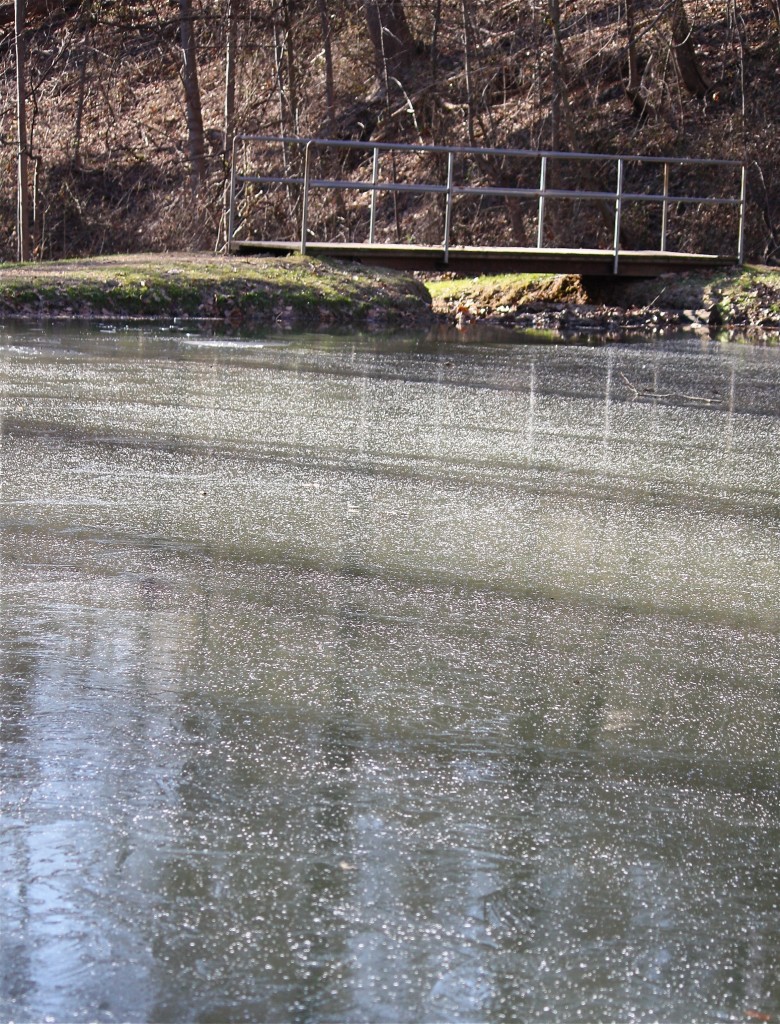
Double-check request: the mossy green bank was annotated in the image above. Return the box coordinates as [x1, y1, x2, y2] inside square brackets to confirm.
[2, 253, 779, 334]
[0, 252, 432, 325]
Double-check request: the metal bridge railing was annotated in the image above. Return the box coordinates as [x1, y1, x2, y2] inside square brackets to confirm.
[228, 136, 746, 272]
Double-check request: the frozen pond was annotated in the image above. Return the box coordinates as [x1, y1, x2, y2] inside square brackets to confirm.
[1, 322, 779, 1023]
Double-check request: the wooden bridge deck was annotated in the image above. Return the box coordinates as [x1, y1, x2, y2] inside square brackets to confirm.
[229, 239, 736, 277]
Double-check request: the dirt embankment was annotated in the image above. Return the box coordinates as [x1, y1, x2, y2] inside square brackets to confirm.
[427, 266, 780, 341]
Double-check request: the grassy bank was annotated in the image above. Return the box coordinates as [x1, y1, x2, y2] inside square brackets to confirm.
[2, 254, 779, 337]
[0, 252, 433, 326]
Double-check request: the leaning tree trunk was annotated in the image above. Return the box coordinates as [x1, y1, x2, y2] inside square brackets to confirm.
[15, 0, 30, 261]
[668, 0, 710, 97]
[363, 0, 415, 94]
[624, 0, 654, 118]
[179, 0, 207, 186]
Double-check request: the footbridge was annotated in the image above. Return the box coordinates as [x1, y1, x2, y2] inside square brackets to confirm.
[227, 136, 745, 277]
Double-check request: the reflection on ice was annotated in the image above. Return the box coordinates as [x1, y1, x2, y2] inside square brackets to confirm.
[1, 325, 780, 1023]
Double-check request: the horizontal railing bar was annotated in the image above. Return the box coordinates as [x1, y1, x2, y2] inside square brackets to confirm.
[236, 174, 740, 207]
[237, 175, 449, 195]
[621, 193, 740, 206]
[453, 185, 739, 204]
[235, 134, 744, 169]
[235, 174, 301, 185]
[314, 180, 448, 194]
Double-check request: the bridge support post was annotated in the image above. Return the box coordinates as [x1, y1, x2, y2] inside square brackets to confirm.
[443, 150, 454, 264]
[661, 162, 669, 252]
[613, 157, 624, 274]
[369, 146, 380, 244]
[227, 136, 238, 248]
[300, 141, 313, 255]
[738, 163, 747, 264]
[537, 156, 547, 248]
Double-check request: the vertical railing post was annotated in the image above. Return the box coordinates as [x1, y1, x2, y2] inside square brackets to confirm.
[369, 145, 380, 244]
[300, 140, 312, 255]
[443, 149, 455, 264]
[536, 155, 548, 251]
[227, 135, 239, 249]
[661, 161, 670, 252]
[737, 162, 747, 264]
[613, 157, 624, 275]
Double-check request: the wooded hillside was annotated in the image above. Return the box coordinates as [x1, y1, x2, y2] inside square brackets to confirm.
[1, 0, 778, 263]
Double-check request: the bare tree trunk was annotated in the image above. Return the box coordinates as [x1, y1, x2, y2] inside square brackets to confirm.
[15, 0, 30, 261]
[270, 1, 299, 134]
[728, 0, 746, 126]
[430, 0, 441, 81]
[283, 0, 299, 133]
[317, 0, 336, 133]
[624, 0, 640, 95]
[668, 0, 710, 97]
[179, 0, 206, 186]
[461, 0, 476, 146]
[218, 0, 238, 251]
[547, 0, 571, 151]
[363, 0, 415, 94]
[223, 0, 237, 156]
[273, 20, 287, 135]
[624, 0, 653, 118]
[73, 35, 89, 167]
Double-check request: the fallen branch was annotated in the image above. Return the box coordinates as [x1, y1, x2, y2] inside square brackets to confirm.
[641, 285, 668, 313]
[620, 372, 723, 403]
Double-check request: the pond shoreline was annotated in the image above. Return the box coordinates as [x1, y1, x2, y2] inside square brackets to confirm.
[1, 252, 779, 341]
[0, 252, 432, 328]
[426, 265, 780, 343]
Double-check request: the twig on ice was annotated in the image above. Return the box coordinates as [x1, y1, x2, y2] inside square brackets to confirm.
[619, 372, 723, 404]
